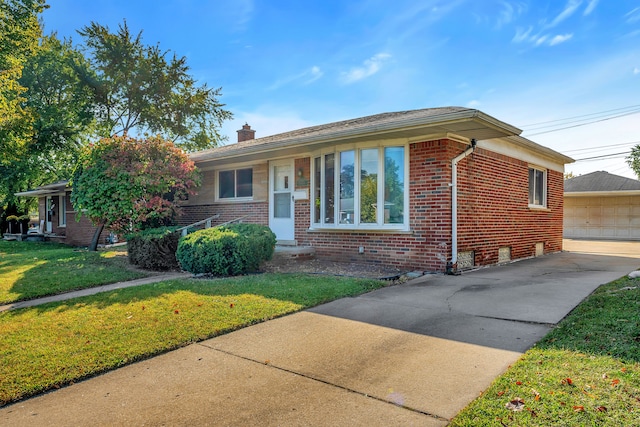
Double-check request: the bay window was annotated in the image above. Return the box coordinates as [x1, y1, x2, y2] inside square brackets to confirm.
[312, 145, 407, 228]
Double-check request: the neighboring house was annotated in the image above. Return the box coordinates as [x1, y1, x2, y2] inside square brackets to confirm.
[14, 107, 573, 272]
[564, 171, 640, 240]
[14, 181, 105, 246]
[182, 107, 573, 272]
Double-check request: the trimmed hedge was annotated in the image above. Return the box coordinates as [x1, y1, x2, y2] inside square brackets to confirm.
[176, 223, 276, 275]
[127, 227, 181, 271]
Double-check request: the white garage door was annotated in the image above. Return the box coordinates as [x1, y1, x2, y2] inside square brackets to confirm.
[564, 196, 640, 240]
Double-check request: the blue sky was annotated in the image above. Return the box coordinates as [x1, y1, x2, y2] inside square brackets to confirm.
[42, 0, 640, 178]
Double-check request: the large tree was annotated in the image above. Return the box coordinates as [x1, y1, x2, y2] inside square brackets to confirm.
[3, 34, 96, 205]
[71, 135, 200, 250]
[77, 20, 232, 152]
[0, 0, 46, 215]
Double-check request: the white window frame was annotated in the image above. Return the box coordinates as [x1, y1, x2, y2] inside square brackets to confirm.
[310, 143, 409, 231]
[528, 165, 547, 208]
[216, 168, 254, 201]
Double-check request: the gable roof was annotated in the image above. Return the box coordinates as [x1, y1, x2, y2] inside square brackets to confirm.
[565, 171, 640, 195]
[191, 107, 523, 166]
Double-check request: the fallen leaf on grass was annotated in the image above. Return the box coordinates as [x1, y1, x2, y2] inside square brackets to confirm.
[174, 310, 179, 314]
[573, 405, 585, 412]
[596, 406, 607, 412]
[230, 303, 235, 308]
[506, 398, 525, 411]
[611, 379, 620, 387]
[497, 391, 505, 396]
[562, 378, 574, 386]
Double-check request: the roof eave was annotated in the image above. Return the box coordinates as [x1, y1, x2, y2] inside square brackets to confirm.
[191, 109, 522, 165]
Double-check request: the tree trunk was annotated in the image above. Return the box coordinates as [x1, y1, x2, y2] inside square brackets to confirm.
[88, 223, 105, 251]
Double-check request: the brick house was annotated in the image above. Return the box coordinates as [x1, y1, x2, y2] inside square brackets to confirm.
[15, 107, 573, 272]
[183, 107, 574, 272]
[14, 181, 106, 246]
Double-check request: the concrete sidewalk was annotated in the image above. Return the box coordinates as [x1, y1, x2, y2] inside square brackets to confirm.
[2, 241, 639, 426]
[0, 272, 190, 312]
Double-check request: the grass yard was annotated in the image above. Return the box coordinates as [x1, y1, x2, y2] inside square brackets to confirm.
[0, 273, 385, 405]
[0, 240, 149, 304]
[450, 275, 640, 426]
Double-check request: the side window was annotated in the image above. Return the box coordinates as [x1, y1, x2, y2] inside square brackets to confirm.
[528, 167, 546, 207]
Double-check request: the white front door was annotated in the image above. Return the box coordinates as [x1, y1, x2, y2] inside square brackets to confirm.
[269, 160, 295, 242]
[45, 196, 53, 233]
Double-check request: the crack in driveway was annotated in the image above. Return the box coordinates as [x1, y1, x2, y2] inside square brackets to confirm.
[198, 342, 451, 423]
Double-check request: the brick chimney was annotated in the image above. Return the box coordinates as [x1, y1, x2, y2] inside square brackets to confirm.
[237, 123, 256, 142]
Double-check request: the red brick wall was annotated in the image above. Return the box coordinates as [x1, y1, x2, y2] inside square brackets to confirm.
[456, 147, 564, 266]
[183, 138, 564, 272]
[37, 192, 106, 247]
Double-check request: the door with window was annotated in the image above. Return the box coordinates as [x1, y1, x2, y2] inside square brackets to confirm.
[45, 196, 53, 233]
[269, 160, 295, 242]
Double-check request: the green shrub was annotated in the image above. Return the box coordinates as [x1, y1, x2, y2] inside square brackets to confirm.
[127, 226, 181, 271]
[176, 223, 276, 275]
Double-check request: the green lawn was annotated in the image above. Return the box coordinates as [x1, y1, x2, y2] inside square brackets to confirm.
[0, 240, 149, 304]
[0, 273, 385, 405]
[450, 275, 640, 426]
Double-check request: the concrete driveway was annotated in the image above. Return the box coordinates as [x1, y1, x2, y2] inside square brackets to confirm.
[2, 240, 639, 426]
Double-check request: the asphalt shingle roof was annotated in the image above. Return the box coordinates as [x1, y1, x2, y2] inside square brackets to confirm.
[564, 171, 640, 192]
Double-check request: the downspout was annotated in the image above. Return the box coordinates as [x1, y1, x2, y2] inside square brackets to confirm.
[447, 138, 476, 275]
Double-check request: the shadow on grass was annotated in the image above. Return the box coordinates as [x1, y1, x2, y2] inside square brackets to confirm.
[0, 273, 385, 406]
[0, 240, 148, 304]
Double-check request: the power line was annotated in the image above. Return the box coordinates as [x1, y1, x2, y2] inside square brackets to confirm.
[574, 151, 630, 162]
[524, 110, 640, 137]
[520, 104, 640, 129]
[562, 141, 640, 154]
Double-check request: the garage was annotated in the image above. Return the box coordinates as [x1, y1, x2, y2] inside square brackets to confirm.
[564, 171, 640, 240]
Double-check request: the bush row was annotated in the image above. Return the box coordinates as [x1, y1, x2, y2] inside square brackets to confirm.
[176, 223, 276, 275]
[127, 223, 276, 275]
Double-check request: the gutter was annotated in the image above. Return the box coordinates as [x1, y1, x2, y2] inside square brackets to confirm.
[447, 138, 476, 275]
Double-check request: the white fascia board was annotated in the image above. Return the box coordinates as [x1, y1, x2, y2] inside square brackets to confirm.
[564, 190, 640, 197]
[478, 138, 569, 173]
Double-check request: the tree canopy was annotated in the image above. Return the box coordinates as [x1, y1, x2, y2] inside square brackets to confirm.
[626, 146, 640, 179]
[0, 0, 47, 214]
[71, 135, 201, 250]
[77, 20, 232, 152]
[1, 9, 231, 222]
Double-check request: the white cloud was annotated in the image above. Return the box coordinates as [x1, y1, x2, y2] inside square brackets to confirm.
[534, 35, 549, 46]
[268, 66, 324, 90]
[512, 26, 533, 43]
[549, 33, 573, 46]
[546, 0, 582, 29]
[341, 53, 392, 84]
[625, 7, 640, 24]
[494, 1, 527, 29]
[466, 99, 481, 108]
[583, 0, 599, 16]
[634, 67, 640, 75]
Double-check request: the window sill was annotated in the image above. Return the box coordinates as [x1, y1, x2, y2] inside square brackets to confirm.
[307, 226, 413, 234]
[528, 205, 550, 212]
[214, 198, 256, 203]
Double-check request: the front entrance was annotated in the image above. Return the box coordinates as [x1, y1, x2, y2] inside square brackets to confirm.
[269, 160, 295, 242]
[45, 196, 53, 233]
